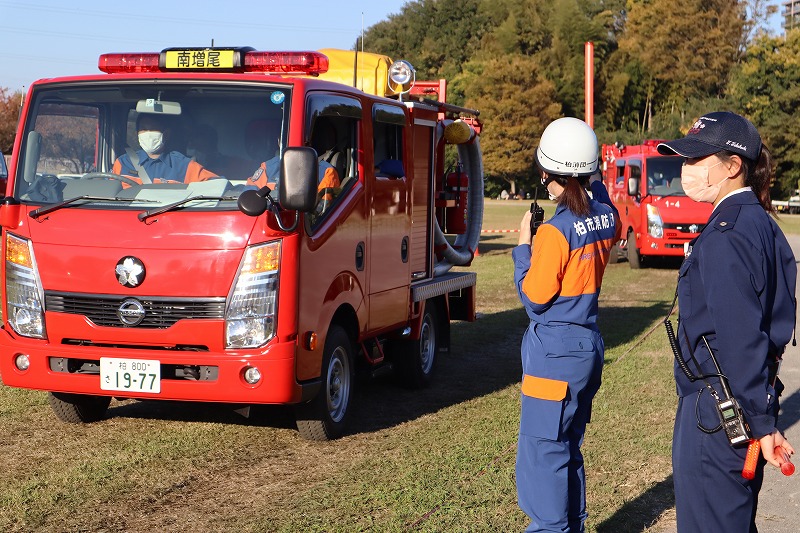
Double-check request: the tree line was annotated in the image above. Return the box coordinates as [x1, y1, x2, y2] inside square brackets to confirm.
[1, 1, 797, 199]
[362, 0, 800, 199]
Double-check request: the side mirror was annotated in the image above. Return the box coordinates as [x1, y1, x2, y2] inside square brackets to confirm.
[279, 147, 318, 212]
[627, 177, 639, 197]
[23, 131, 42, 184]
[0, 197, 20, 229]
[237, 187, 270, 217]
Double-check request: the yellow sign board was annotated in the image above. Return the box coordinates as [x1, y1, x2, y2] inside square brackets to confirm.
[164, 49, 236, 70]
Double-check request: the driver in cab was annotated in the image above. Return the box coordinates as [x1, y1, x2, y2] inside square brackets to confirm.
[113, 113, 217, 184]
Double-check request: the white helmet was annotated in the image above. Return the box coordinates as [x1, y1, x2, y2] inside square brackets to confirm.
[535, 117, 599, 177]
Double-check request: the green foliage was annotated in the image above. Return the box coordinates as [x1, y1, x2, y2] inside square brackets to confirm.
[361, 0, 493, 104]
[727, 29, 800, 197]
[0, 88, 22, 154]
[461, 54, 562, 192]
[605, 0, 746, 135]
[2, 1, 800, 196]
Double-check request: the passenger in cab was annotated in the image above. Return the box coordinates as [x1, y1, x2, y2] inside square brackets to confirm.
[187, 124, 253, 178]
[113, 113, 217, 183]
[312, 118, 342, 199]
[246, 118, 342, 209]
[245, 118, 282, 190]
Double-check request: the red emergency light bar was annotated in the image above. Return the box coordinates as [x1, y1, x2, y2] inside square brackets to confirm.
[244, 51, 328, 74]
[98, 48, 329, 76]
[642, 139, 667, 147]
[99, 53, 160, 73]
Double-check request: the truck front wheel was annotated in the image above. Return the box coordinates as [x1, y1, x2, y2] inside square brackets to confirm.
[627, 230, 642, 269]
[608, 241, 621, 264]
[48, 392, 111, 423]
[295, 325, 354, 441]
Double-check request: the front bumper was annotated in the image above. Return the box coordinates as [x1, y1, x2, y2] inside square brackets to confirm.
[0, 325, 312, 405]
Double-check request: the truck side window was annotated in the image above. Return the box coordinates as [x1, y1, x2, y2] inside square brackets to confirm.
[615, 164, 625, 187]
[373, 103, 405, 177]
[308, 115, 359, 226]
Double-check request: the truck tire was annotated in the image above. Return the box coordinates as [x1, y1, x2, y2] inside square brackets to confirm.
[608, 241, 621, 264]
[48, 392, 111, 423]
[627, 230, 642, 269]
[395, 303, 439, 389]
[295, 325, 354, 441]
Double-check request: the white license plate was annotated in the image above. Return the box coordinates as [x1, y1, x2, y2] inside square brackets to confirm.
[100, 357, 161, 394]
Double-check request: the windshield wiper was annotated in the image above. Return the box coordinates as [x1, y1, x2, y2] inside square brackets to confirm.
[30, 196, 136, 219]
[138, 195, 237, 222]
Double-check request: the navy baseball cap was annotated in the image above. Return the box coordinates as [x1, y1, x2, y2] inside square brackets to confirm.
[657, 111, 761, 161]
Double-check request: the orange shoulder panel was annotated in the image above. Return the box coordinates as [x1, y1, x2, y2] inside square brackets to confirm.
[521, 224, 569, 305]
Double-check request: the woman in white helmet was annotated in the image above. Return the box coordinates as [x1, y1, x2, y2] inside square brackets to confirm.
[513, 117, 621, 532]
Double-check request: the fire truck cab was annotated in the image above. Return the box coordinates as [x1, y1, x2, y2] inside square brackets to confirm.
[601, 140, 711, 267]
[0, 47, 483, 440]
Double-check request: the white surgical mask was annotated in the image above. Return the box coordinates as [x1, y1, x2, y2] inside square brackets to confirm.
[541, 176, 560, 201]
[681, 160, 725, 203]
[138, 131, 164, 155]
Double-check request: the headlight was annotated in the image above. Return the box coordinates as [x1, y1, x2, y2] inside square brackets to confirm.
[646, 204, 664, 238]
[225, 241, 280, 349]
[5, 233, 47, 339]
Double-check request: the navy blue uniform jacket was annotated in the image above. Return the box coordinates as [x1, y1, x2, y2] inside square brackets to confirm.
[676, 189, 797, 438]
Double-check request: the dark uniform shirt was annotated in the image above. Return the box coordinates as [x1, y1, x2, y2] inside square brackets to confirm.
[113, 149, 216, 183]
[676, 188, 796, 438]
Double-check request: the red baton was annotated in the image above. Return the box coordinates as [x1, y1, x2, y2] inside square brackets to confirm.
[774, 446, 795, 476]
[742, 439, 760, 480]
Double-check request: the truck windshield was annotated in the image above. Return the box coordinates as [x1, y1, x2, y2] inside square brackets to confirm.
[645, 156, 684, 197]
[14, 82, 290, 211]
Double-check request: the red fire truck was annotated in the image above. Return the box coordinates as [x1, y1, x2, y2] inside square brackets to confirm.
[0, 47, 484, 440]
[601, 140, 712, 267]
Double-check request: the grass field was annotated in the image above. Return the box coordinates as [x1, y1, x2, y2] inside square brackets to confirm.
[1, 201, 794, 532]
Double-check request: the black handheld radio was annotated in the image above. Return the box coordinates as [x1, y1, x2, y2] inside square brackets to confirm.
[530, 187, 545, 236]
[701, 337, 752, 446]
[664, 311, 751, 447]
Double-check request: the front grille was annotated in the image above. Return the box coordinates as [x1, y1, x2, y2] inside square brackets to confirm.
[664, 222, 705, 234]
[45, 292, 226, 328]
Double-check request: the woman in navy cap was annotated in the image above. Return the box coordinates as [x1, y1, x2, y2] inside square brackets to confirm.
[658, 111, 796, 532]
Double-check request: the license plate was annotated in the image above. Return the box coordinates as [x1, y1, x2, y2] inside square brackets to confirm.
[100, 357, 161, 394]
[164, 49, 235, 70]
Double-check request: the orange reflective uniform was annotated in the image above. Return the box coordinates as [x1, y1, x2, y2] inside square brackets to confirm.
[113, 149, 217, 184]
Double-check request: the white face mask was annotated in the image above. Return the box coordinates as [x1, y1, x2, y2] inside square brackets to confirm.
[681, 160, 725, 203]
[138, 131, 164, 155]
[541, 176, 560, 201]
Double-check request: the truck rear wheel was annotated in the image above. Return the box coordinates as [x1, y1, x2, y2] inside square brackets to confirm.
[48, 392, 111, 423]
[395, 303, 439, 389]
[295, 325, 354, 441]
[627, 230, 642, 269]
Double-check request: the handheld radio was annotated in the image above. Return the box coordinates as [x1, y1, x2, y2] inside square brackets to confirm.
[530, 187, 545, 236]
[664, 304, 751, 447]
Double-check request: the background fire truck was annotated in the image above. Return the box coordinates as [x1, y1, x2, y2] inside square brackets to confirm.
[601, 140, 712, 267]
[0, 47, 484, 440]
